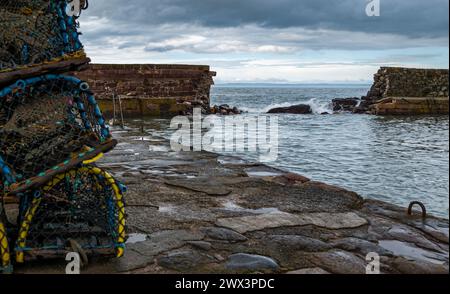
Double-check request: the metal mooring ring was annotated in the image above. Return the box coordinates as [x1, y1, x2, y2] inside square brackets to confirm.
[407, 201, 427, 218]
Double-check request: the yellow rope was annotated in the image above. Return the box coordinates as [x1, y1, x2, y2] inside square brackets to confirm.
[0, 221, 10, 267]
[16, 166, 126, 262]
[82, 152, 104, 164]
[16, 196, 42, 263]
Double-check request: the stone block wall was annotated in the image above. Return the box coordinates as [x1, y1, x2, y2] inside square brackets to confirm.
[365, 67, 449, 103]
[370, 97, 449, 115]
[74, 64, 216, 117]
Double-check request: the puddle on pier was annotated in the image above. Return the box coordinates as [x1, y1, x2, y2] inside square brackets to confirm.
[158, 205, 176, 214]
[245, 169, 284, 177]
[132, 136, 165, 142]
[218, 156, 249, 165]
[126, 233, 148, 244]
[148, 145, 171, 152]
[221, 201, 281, 215]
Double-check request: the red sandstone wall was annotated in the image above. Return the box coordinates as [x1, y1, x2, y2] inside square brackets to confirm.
[74, 64, 216, 117]
[76, 64, 215, 101]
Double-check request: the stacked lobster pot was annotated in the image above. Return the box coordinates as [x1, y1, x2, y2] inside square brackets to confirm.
[0, 0, 126, 273]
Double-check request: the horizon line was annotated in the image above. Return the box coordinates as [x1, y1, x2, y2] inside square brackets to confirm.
[213, 82, 372, 86]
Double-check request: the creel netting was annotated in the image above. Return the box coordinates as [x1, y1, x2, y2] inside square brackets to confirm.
[0, 0, 86, 72]
[0, 75, 109, 181]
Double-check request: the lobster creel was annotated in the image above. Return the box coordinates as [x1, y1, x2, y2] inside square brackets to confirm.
[0, 75, 126, 270]
[15, 165, 126, 263]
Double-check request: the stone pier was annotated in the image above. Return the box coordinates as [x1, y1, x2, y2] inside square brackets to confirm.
[75, 64, 216, 117]
[15, 122, 449, 274]
[361, 67, 449, 115]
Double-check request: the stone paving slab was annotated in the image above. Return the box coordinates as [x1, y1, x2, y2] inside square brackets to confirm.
[216, 212, 368, 233]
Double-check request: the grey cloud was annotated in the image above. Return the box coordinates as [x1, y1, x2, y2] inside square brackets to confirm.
[145, 45, 179, 52]
[84, 0, 449, 38]
[80, 21, 448, 55]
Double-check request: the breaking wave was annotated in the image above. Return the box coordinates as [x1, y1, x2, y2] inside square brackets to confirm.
[241, 98, 333, 114]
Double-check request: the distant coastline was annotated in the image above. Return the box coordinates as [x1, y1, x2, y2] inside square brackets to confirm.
[214, 83, 372, 88]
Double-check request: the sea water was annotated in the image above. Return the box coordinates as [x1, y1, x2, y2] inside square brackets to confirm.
[208, 85, 449, 218]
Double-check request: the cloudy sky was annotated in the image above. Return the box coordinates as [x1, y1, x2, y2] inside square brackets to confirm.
[79, 0, 449, 84]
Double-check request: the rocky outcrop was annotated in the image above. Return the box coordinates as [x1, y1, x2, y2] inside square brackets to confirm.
[332, 98, 360, 112]
[267, 104, 312, 114]
[210, 104, 243, 115]
[74, 64, 216, 117]
[181, 102, 243, 116]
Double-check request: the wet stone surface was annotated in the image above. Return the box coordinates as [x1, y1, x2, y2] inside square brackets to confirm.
[157, 249, 210, 271]
[201, 227, 248, 242]
[226, 253, 280, 272]
[287, 267, 330, 274]
[18, 123, 450, 274]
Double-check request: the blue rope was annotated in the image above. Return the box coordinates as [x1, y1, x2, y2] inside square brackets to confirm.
[0, 74, 111, 139]
[0, 156, 15, 185]
[55, 1, 83, 54]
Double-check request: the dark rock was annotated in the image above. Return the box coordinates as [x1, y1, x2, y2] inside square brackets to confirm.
[115, 250, 154, 272]
[267, 235, 332, 252]
[332, 98, 359, 112]
[201, 227, 248, 242]
[210, 106, 219, 114]
[388, 257, 449, 274]
[352, 107, 367, 114]
[128, 230, 204, 257]
[308, 250, 366, 274]
[282, 173, 311, 184]
[331, 237, 392, 256]
[157, 249, 206, 271]
[353, 100, 372, 113]
[267, 104, 312, 114]
[226, 253, 279, 271]
[209, 104, 242, 115]
[188, 241, 213, 251]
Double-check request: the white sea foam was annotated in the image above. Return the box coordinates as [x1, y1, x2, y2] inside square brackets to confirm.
[256, 98, 333, 114]
[306, 98, 334, 114]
